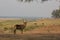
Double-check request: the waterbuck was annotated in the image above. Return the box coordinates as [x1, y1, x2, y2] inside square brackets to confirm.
[14, 21, 27, 34]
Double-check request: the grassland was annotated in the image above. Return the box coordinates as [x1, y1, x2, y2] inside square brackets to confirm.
[0, 18, 60, 34]
[0, 18, 60, 40]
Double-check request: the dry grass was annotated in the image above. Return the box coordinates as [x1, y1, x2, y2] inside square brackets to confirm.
[0, 18, 60, 34]
[0, 18, 60, 40]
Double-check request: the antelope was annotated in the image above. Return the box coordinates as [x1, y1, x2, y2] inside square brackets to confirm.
[14, 21, 27, 35]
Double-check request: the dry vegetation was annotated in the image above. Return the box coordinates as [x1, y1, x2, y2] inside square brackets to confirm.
[0, 18, 60, 34]
[0, 18, 60, 40]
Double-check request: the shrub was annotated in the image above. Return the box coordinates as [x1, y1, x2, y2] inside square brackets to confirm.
[4, 27, 8, 31]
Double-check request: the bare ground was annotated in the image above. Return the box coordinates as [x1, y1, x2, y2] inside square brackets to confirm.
[0, 33, 60, 40]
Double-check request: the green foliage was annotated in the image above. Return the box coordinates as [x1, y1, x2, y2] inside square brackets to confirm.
[52, 7, 60, 18]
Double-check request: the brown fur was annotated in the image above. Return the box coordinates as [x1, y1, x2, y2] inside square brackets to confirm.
[14, 22, 27, 34]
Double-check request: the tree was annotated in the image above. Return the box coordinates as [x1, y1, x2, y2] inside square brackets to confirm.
[17, 0, 48, 3]
[52, 7, 60, 18]
[17, 0, 33, 2]
[17, 0, 60, 3]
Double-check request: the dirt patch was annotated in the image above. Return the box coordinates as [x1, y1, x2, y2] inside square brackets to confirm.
[0, 34, 60, 40]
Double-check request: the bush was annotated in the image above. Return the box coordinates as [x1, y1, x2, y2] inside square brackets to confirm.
[4, 27, 8, 31]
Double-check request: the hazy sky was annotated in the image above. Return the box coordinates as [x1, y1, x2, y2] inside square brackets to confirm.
[0, 0, 60, 17]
